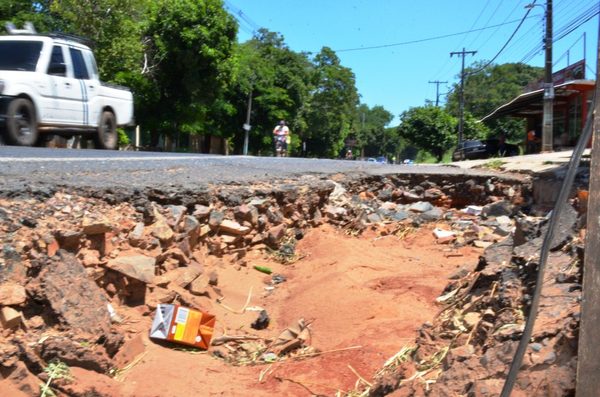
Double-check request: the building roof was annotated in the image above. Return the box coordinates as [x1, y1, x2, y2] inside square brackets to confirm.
[480, 79, 595, 122]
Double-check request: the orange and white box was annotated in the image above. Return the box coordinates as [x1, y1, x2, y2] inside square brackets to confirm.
[150, 304, 215, 349]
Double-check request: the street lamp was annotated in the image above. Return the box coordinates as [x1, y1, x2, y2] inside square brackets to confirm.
[526, 1, 553, 152]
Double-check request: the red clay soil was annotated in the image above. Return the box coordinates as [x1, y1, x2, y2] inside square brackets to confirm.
[117, 224, 483, 396]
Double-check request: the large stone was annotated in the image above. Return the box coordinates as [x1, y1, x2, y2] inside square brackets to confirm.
[408, 201, 434, 213]
[209, 211, 224, 228]
[39, 250, 111, 335]
[193, 204, 211, 220]
[324, 205, 347, 219]
[182, 215, 200, 234]
[106, 254, 156, 284]
[268, 224, 286, 247]
[479, 236, 514, 276]
[150, 219, 174, 243]
[266, 207, 284, 225]
[248, 198, 270, 211]
[235, 204, 259, 225]
[543, 204, 578, 250]
[128, 222, 145, 246]
[217, 219, 251, 235]
[419, 207, 443, 222]
[154, 261, 203, 288]
[481, 200, 514, 218]
[82, 217, 113, 235]
[40, 336, 113, 373]
[0, 306, 22, 329]
[55, 230, 83, 251]
[166, 205, 187, 228]
[0, 283, 26, 305]
[367, 213, 383, 223]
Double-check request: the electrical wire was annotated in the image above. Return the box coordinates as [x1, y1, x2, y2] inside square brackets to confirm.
[432, 0, 492, 80]
[334, 15, 541, 53]
[553, 32, 586, 67]
[473, 0, 528, 55]
[466, 0, 536, 76]
[224, 0, 261, 37]
[499, 86, 597, 397]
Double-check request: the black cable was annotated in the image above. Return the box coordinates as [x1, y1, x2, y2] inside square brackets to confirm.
[499, 89, 596, 397]
[334, 15, 541, 53]
[466, 0, 536, 76]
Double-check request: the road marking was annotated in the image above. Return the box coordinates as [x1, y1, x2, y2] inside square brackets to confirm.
[0, 155, 232, 162]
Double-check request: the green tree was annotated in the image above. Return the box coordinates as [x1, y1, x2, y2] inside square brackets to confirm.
[48, 0, 145, 82]
[227, 29, 312, 155]
[397, 105, 457, 162]
[139, 0, 237, 146]
[303, 47, 358, 157]
[463, 111, 489, 140]
[0, 1, 60, 33]
[351, 104, 393, 157]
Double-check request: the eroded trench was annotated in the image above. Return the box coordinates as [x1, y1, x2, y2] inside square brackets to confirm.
[0, 171, 586, 396]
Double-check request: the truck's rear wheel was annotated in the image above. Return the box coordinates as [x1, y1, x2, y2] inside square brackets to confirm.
[5, 98, 38, 146]
[95, 111, 118, 150]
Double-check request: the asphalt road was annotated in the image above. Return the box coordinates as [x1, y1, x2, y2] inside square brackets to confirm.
[0, 146, 509, 192]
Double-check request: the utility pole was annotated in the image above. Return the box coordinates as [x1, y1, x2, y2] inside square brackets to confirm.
[360, 112, 365, 159]
[450, 48, 476, 145]
[428, 80, 448, 107]
[242, 89, 252, 155]
[542, 0, 554, 152]
[576, 15, 600, 395]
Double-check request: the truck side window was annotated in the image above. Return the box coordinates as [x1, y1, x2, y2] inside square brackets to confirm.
[83, 50, 99, 80]
[48, 46, 66, 76]
[69, 48, 90, 80]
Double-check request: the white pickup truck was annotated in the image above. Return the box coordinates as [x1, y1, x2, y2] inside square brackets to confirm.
[0, 26, 134, 149]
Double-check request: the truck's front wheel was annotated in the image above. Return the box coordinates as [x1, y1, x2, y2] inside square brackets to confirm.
[5, 98, 38, 146]
[95, 111, 118, 150]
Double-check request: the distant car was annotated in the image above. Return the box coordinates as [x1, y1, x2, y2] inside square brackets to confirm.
[367, 157, 377, 162]
[452, 140, 488, 161]
[375, 156, 387, 164]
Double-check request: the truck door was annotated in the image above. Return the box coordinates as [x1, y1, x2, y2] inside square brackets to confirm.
[81, 49, 101, 127]
[69, 47, 96, 127]
[44, 45, 84, 125]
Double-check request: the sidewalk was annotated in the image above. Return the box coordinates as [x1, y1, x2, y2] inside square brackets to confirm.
[445, 149, 591, 175]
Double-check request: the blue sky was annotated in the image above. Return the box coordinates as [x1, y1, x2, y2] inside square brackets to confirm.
[227, 0, 598, 125]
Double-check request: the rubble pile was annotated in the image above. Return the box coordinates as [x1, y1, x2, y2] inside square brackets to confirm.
[367, 202, 585, 396]
[0, 173, 530, 396]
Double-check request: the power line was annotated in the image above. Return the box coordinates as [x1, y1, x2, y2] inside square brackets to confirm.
[472, 0, 528, 54]
[467, 0, 536, 76]
[224, 0, 261, 37]
[465, 0, 505, 49]
[519, 2, 599, 64]
[334, 15, 541, 53]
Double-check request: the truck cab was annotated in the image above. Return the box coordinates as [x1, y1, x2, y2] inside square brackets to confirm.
[0, 24, 134, 149]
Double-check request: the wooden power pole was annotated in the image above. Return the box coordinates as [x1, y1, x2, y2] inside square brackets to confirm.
[575, 15, 600, 397]
[450, 48, 476, 145]
[428, 80, 448, 107]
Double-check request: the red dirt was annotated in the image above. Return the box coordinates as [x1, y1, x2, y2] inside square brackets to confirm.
[118, 224, 482, 396]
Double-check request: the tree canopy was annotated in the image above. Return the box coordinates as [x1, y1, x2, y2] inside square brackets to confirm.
[397, 106, 457, 162]
[445, 62, 543, 141]
[1, 4, 542, 159]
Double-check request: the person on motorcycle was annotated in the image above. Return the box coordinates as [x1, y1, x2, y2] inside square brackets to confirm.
[273, 120, 290, 157]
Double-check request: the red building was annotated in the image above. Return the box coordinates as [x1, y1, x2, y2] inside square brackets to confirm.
[481, 60, 594, 152]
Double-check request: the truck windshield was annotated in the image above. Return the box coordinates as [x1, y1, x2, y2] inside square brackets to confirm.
[0, 41, 42, 71]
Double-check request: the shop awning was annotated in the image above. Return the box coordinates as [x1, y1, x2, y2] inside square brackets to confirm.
[480, 79, 595, 122]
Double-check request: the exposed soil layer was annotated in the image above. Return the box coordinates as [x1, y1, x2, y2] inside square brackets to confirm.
[0, 172, 584, 396]
[115, 225, 482, 396]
